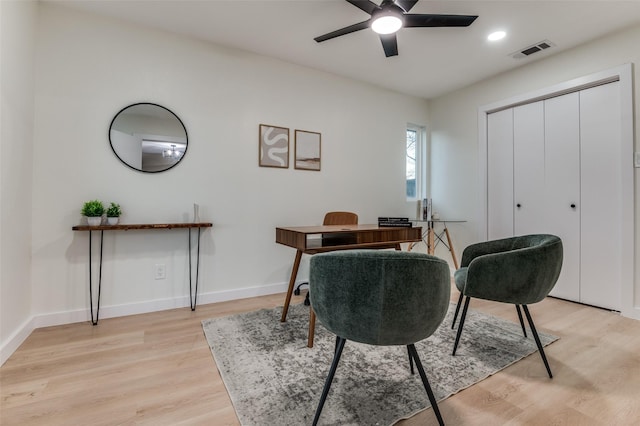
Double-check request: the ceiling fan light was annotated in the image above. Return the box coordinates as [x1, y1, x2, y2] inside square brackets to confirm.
[371, 15, 403, 35]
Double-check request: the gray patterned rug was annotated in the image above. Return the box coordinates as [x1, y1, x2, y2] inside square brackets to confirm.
[202, 302, 557, 426]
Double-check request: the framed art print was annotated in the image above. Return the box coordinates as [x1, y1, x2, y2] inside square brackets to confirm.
[259, 124, 289, 168]
[294, 130, 321, 171]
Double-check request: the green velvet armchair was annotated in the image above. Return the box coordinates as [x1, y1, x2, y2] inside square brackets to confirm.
[309, 250, 451, 426]
[451, 234, 563, 378]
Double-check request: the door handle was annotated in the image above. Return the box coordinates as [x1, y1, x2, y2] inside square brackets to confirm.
[570, 203, 576, 209]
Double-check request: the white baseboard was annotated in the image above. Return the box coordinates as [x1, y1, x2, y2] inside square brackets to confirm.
[622, 305, 640, 321]
[0, 317, 35, 366]
[1, 282, 290, 366]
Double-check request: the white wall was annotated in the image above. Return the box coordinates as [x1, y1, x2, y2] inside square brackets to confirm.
[23, 3, 428, 333]
[429, 24, 640, 317]
[110, 130, 142, 170]
[0, 0, 37, 364]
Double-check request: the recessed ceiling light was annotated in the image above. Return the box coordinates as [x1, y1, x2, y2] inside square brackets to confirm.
[488, 31, 506, 41]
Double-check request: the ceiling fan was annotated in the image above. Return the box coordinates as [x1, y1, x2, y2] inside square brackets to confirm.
[314, 0, 478, 57]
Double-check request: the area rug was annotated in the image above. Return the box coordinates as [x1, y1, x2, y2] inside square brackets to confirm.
[202, 303, 557, 426]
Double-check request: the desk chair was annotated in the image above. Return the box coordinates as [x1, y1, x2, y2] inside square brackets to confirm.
[309, 250, 450, 426]
[451, 234, 563, 378]
[321, 211, 358, 226]
[294, 211, 358, 304]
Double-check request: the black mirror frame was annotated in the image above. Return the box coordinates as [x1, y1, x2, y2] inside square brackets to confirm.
[108, 102, 189, 173]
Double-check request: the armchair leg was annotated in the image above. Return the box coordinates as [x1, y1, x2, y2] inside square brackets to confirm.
[407, 346, 415, 375]
[407, 344, 445, 426]
[313, 336, 346, 426]
[452, 296, 471, 356]
[515, 305, 527, 338]
[451, 292, 464, 329]
[522, 305, 553, 379]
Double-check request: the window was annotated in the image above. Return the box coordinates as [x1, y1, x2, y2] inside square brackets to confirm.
[406, 124, 425, 200]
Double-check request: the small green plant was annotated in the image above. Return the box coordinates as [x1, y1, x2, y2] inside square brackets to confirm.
[106, 202, 122, 218]
[81, 200, 104, 217]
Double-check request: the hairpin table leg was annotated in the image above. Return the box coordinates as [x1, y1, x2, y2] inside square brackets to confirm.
[189, 227, 202, 311]
[88, 230, 104, 325]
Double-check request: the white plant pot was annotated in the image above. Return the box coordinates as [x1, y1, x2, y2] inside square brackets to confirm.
[87, 216, 102, 226]
[107, 217, 119, 225]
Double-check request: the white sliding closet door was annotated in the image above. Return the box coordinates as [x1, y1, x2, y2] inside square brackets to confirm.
[544, 93, 581, 301]
[513, 101, 546, 235]
[579, 82, 621, 310]
[485, 81, 623, 310]
[487, 109, 514, 240]
[482, 66, 632, 313]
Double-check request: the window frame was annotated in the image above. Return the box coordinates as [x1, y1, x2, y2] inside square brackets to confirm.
[406, 123, 426, 201]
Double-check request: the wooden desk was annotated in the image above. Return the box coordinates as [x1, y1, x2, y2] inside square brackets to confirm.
[72, 222, 212, 325]
[276, 224, 422, 347]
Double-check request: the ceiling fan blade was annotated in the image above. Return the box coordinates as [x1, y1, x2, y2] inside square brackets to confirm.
[379, 33, 398, 57]
[396, 0, 419, 13]
[314, 20, 371, 43]
[404, 14, 478, 28]
[346, 0, 380, 15]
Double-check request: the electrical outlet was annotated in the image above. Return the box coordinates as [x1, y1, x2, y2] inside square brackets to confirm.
[155, 263, 166, 280]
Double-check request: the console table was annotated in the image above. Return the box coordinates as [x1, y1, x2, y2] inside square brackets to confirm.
[276, 224, 422, 347]
[72, 222, 212, 325]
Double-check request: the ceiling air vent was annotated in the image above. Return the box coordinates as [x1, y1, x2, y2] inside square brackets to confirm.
[511, 40, 555, 59]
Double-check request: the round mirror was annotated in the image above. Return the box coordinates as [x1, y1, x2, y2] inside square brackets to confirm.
[109, 103, 188, 173]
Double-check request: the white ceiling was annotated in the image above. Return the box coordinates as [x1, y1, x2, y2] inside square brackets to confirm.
[51, 0, 640, 99]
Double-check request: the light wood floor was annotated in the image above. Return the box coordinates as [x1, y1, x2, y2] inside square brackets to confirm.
[1, 288, 639, 426]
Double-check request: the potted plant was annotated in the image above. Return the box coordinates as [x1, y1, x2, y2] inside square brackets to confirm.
[106, 202, 122, 225]
[81, 200, 104, 226]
